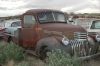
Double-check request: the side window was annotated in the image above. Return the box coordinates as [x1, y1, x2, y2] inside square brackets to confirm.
[24, 15, 35, 27]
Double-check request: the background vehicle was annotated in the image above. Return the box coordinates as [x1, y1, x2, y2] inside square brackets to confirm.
[0, 21, 5, 38]
[0, 28, 5, 39]
[4, 9, 99, 59]
[3, 19, 21, 42]
[87, 20, 100, 42]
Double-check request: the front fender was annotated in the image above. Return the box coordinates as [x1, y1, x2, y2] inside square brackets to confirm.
[87, 36, 95, 45]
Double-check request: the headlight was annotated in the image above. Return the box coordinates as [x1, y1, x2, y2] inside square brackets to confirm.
[96, 34, 100, 42]
[62, 36, 69, 46]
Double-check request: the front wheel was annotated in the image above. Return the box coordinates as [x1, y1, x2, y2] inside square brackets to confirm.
[35, 37, 61, 60]
[7, 36, 12, 43]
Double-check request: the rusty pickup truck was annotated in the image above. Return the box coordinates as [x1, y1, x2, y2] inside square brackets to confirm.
[4, 9, 99, 59]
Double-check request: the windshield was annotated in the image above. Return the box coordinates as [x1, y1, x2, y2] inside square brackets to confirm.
[91, 20, 100, 29]
[38, 12, 66, 23]
[4, 21, 21, 28]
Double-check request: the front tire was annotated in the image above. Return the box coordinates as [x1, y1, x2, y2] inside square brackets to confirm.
[7, 36, 12, 43]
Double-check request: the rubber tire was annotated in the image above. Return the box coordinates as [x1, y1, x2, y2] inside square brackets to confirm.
[7, 36, 12, 43]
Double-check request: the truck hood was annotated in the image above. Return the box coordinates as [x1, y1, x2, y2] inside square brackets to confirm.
[40, 23, 86, 39]
[41, 23, 86, 31]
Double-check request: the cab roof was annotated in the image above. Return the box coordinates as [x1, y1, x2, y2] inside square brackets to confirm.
[24, 9, 64, 14]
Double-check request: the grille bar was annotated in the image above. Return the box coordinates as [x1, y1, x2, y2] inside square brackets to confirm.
[74, 32, 87, 41]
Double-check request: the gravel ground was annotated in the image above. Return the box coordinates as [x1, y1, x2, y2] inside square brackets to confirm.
[81, 58, 100, 66]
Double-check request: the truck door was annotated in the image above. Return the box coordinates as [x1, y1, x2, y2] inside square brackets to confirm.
[21, 15, 37, 48]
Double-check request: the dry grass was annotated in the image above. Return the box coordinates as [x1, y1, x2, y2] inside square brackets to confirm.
[4, 56, 45, 66]
[0, 42, 100, 66]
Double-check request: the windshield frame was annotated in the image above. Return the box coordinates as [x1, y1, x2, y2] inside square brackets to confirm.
[37, 12, 67, 24]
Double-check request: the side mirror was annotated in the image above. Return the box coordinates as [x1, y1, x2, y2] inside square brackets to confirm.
[68, 17, 74, 22]
[69, 20, 74, 22]
[68, 19, 75, 25]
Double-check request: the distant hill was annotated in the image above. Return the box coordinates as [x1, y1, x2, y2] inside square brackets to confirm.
[69, 13, 100, 19]
[0, 15, 21, 20]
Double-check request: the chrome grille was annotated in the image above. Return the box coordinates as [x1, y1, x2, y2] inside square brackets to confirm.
[69, 40, 89, 56]
[74, 32, 87, 41]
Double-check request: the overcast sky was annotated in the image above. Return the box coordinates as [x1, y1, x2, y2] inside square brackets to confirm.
[0, 0, 100, 17]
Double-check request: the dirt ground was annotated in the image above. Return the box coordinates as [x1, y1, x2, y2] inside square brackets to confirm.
[82, 58, 100, 66]
[87, 60, 100, 66]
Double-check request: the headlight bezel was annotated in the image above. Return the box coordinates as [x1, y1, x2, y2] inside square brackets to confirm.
[62, 36, 69, 46]
[96, 34, 100, 42]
